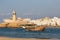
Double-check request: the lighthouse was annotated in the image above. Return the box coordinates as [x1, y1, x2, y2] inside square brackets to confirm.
[3, 10, 17, 23]
[12, 10, 16, 21]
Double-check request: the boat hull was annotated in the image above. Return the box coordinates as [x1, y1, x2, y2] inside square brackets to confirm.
[24, 26, 46, 31]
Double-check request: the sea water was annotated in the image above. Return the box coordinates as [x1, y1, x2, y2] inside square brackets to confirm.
[0, 28, 60, 38]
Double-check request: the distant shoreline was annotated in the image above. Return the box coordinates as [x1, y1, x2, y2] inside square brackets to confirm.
[0, 26, 60, 28]
[46, 27, 60, 28]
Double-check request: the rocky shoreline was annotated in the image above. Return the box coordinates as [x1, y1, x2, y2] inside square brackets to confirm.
[0, 22, 60, 28]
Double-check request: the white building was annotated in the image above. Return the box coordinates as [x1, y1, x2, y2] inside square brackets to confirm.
[23, 18, 31, 22]
[30, 17, 60, 26]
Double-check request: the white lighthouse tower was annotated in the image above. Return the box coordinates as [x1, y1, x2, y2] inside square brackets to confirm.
[12, 10, 16, 21]
[3, 10, 17, 23]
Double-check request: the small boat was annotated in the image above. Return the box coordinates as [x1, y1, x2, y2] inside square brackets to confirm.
[22, 25, 47, 31]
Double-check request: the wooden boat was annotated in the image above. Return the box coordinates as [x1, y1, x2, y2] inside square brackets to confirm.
[22, 25, 47, 31]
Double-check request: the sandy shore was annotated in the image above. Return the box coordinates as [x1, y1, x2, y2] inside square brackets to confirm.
[0, 37, 60, 40]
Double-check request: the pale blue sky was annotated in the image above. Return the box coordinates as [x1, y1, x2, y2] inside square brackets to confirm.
[0, 0, 60, 21]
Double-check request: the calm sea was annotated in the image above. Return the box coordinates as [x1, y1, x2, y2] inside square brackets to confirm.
[0, 28, 60, 38]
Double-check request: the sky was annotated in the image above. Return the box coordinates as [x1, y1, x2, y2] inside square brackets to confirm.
[0, 0, 60, 21]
